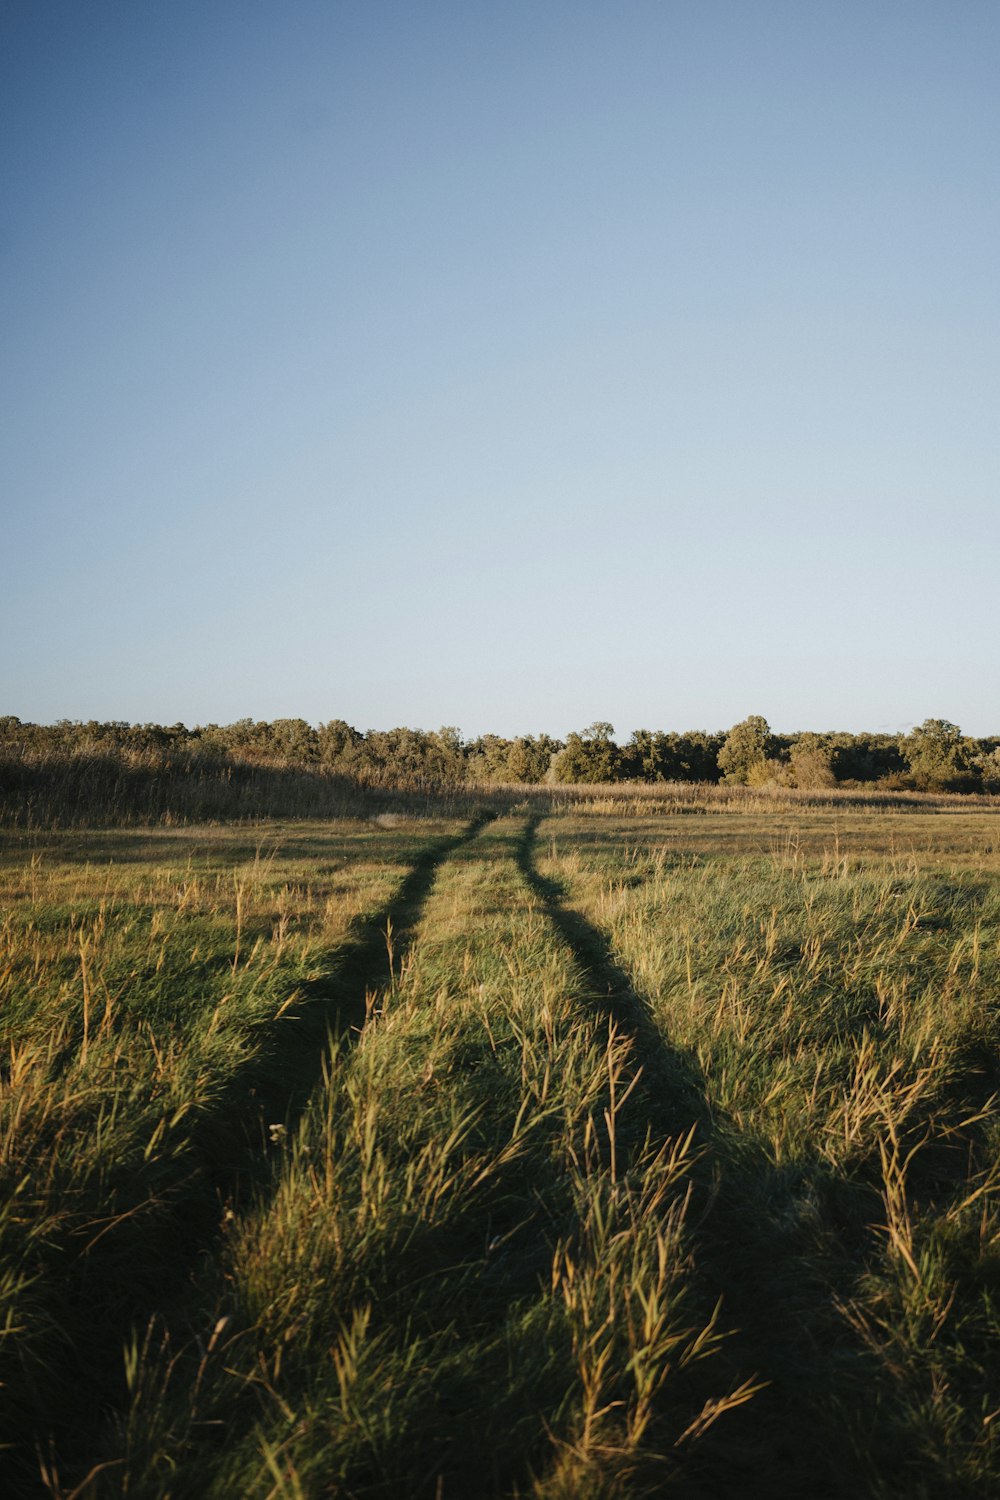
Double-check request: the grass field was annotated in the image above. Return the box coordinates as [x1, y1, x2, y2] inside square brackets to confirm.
[2, 795, 999, 1497]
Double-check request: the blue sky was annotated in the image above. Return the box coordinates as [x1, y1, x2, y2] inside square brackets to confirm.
[3, 1, 998, 737]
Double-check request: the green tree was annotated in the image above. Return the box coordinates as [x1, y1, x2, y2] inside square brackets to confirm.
[717, 716, 774, 784]
[624, 729, 665, 781]
[552, 723, 621, 784]
[465, 735, 513, 782]
[828, 732, 905, 783]
[269, 718, 319, 763]
[317, 720, 362, 768]
[625, 730, 725, 783]
[506, 735, 559, 783]
[903, 719, 976, 792]
[430, 726, 467, 781]
[974, 745, 1000, 793]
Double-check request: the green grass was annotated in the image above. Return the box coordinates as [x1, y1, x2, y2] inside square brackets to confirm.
[534, 810, 1000, 1496]
[2, 801, 999, 1496]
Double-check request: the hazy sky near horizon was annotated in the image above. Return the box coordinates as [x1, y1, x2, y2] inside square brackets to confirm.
[3, 1, 998, 737]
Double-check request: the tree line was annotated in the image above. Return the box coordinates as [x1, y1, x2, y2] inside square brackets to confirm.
[2, 714, 998, 793]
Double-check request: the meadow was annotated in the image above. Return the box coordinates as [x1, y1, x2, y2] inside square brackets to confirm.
[2, 788, 999, 1497]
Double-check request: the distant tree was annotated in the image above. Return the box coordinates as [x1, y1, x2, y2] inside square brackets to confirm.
[435, 726, 463, 754]
[216, 718, 270, 757]
[506, 735, 560, 783]
[624, 730, 665, 781]
[360, 728, 429, 781]
[465, 735, 513, 782]
[903, 719, 977, 792]
[680, 731, 726, 782]
[430, 726, 466, 781]
[789, 733, 837, 789]
[830, 732, 905, 784]
[552, 723, 621, 783]
[974, 744, 1000, 793]
[269, 718, 319, 762]
[6, 713, 996, 798]
[317, 719, 362, 767]
[353, 726, 467, 784]
[624, 730, 725, 783]
[717, 716, 774, 784]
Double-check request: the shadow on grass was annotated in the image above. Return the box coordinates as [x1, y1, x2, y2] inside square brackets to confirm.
[515, 815, 714, 1146]
[222, 810, 499, 1173]
[514, 813, 888, 1500]
[20, 814, 498, 1500]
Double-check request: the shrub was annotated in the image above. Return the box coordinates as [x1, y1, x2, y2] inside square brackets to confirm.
[790, 734, 838, 789]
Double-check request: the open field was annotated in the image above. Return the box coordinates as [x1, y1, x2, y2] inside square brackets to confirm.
[2, 796, 1000, 1497]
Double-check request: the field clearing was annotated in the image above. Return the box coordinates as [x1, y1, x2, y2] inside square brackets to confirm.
[2, 800, 1000, 1497]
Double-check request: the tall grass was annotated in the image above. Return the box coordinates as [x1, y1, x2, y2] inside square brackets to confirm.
[3, 738, 996, 830]
[0, 818, 466, 1494]
[538, 813, 1000, 1493]
[23, 819, 740, 1498]
[0, 746, 427, 828]
[4, 805, 999, 1496]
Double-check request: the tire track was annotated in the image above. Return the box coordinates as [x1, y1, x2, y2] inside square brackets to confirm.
[33, 813, 498, 1499]
[514, 813, 711, 1144]
[235, 809, 499, 1156]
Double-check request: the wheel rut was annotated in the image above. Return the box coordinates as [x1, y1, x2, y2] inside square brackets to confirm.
[36, 813, 498, 1499]
[515, 813, 711, 1142]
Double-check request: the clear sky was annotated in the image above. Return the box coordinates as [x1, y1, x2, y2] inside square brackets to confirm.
[3, 1, 997, 738]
